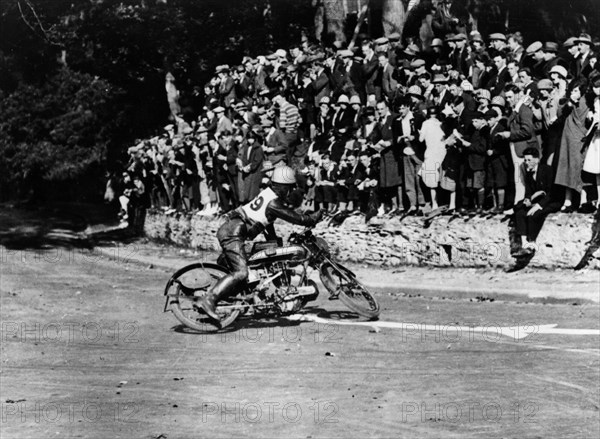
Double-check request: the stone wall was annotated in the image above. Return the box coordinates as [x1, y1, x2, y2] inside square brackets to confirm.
[144, 210, 599, 269]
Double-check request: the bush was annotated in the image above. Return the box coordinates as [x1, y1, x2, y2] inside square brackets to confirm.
[0, 67, 125, 200]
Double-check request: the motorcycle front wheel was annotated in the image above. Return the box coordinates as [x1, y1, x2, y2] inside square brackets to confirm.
[164, 262, 241, 331]
[319, 262, 380, 320]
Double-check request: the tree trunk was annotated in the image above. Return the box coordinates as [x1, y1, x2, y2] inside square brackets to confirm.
[313, 0, 325, 41]
[381, 0, 406, 37]
[323, 0, 346, 43]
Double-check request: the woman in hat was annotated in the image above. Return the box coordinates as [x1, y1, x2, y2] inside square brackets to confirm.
[582, 76, 600, 208]
[418, 106, 447, 209]
[237, 129, 265, 204]
[555, 79, 592, 212]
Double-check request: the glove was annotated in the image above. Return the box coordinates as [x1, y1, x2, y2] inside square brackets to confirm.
[309, 210, 324, 225]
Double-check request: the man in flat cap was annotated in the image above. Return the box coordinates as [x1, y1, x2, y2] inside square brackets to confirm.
[378, 51, 398, 103]
[541, 42, 567, 78]
[563, 36, 580, 77]
[310, 58, 331, 108]
[576, 34, 594, 79]
[525, 41, 545, 79]
[361, 40, 381, 102]
[449, 33, 469, 76]
[488, 33, 508, 58]
[214, 106, 233, 137]
[217, 65, 236, 108]
[387, 32, 402, 67]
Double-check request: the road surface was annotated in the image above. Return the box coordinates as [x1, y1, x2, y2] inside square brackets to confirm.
[1, 244, 599, 438]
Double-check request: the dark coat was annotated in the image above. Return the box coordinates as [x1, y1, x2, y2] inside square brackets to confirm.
[362, 55, 381, 99]
[239, 141, 264, 202]
[508, 103, 539, 158]
[312, 70, 331, 106]
[522, 162, 554, 208]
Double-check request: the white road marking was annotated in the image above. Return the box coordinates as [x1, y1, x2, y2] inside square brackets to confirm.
[287, 314, 600, 340]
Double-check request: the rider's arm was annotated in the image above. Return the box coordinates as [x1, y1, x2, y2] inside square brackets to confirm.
[262, 223, 280, 243]
[266, 198, 322, 227]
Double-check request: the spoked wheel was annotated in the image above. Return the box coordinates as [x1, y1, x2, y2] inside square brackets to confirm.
[164, 262, 241, 331]
[319, 262, 380, 320]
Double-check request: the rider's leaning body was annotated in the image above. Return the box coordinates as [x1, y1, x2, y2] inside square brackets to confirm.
[194, 166, 322, 320]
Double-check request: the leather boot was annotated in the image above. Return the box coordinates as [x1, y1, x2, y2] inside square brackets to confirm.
[194, 293, 220, 321]
[194, 274, 240, 321]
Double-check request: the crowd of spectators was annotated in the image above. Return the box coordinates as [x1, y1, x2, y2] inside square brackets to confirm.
[115, 13, 600, 247]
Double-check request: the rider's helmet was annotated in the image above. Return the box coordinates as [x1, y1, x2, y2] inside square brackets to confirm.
[270, 165, 297, 201]
[271, 166, 296, 185]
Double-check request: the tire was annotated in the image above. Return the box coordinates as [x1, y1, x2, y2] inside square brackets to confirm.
[165, 262, 241, 331]
[319, 262, 380, 320]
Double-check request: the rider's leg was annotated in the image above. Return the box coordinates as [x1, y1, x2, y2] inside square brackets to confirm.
[195, 219, 248, 320]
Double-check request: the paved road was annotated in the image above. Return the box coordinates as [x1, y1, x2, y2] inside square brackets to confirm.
[1, 245, 599, 438]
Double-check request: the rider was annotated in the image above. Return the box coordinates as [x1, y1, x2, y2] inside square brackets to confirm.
[194, 165, 323, 320]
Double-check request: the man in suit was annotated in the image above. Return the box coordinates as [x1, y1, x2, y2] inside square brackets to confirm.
[214, 106, 233, 137]
[262, 119, 287, 167]
[361, 40, 381, 101]
[497, 84, 539, 205]
[488, 52, 511, 97]
[378, 51, 398, 103]
[575, 33, 595, 79]
[311, 59, 331, 108]
[217, 65, 236, 108]
[511, 147, 554, 257]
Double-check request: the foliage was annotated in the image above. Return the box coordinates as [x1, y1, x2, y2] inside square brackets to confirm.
[0, 68, 125, 197]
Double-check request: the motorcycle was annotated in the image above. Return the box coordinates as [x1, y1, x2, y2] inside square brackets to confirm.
[163, 228, 380, 331]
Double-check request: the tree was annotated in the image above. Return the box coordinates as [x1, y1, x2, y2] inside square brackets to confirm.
[0, 68, 125, 200]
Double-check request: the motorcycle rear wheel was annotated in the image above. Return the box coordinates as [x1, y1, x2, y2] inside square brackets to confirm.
[165, 262, 241, 331]
[320, 262, 380, 319]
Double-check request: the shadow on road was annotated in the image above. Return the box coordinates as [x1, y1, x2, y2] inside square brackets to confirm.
[0, 202, 140, 250]
[167, 305, 364, 336]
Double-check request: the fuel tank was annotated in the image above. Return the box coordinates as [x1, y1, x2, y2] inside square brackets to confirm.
[248, 245, 308, 266]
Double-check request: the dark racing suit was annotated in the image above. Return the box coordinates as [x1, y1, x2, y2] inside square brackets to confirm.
[208, 186, 321, 304]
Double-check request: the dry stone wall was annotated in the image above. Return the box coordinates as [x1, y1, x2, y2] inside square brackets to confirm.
[144, 211, 599, 269]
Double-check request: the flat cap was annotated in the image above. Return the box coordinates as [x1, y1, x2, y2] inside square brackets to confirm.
[452, 33, 467, 41]
[563, 37, 578, 48]
[388, 32, 401, 41]
[374, 37, 389, 45]
[470, 33, 484, 43]
[543, 42, 559, 52]
[489, 33, 507, 42]
[213, 106, 225, 113]
[410, 58, 426, 68]
[525, 41, 543, 54]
